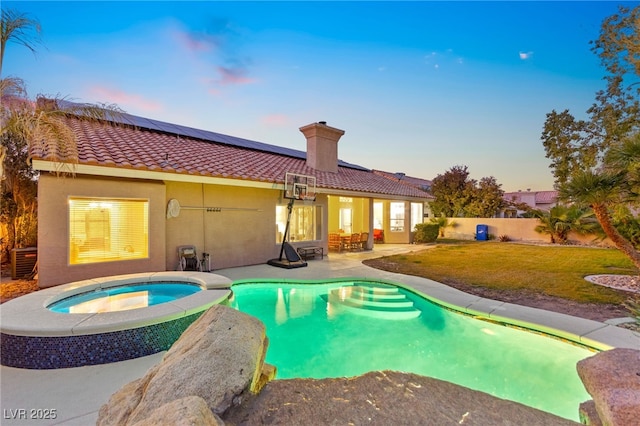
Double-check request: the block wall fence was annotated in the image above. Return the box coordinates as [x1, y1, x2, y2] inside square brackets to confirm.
[439, 218, 614, 247]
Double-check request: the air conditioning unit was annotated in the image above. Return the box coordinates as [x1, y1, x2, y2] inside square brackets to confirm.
[11, 247, 38, 279]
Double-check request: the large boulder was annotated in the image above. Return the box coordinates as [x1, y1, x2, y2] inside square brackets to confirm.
[97, 304, 273, 426]
[577, 348, 640, 426]
[222, 370, 579, 425]
[130, 396, 224, 426]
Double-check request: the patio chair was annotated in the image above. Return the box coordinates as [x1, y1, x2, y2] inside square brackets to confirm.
[177, 245, 202, 271]
[359, 232, 369, 250]
[328, 233, 342, 252]
[349, 233, 361, 251]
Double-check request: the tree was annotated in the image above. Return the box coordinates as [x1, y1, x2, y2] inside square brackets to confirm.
[429, 165, 476, 217]
[429, 165, 505, 218]
[429, 215, 457, 238]
[0, 8, 41, 76]
[1, 8, 122, 261]
[465, 176, 506, 218]
[541, 5, 640, 270]
[533, 205, 602, 244]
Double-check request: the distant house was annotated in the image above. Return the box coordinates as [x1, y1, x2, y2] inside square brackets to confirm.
[30, 111, 434, 287]
[501, 190, 559, 218]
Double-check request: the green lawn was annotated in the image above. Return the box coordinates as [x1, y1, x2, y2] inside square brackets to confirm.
[366, 241, 638, 304]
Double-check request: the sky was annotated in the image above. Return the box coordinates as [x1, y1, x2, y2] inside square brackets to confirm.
[3, 1, 635, 192]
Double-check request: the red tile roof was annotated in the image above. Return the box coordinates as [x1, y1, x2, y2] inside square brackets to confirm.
[30, 117, 432, 199]
[373, 170, 433, 194]
[503, 190, 558, 206]
[534, 190, 558, 204]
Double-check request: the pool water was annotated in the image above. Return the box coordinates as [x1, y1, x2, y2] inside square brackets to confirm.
[48, 282, 202, 314]
[228, 281, 593, 421]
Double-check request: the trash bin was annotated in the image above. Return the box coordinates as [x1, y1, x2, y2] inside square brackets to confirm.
[476, 224, 489, 241]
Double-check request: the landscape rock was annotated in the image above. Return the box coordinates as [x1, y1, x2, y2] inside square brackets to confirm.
[222, 370, 579, 425]
[579, 400, 603, 426]
[577, 348, 640, 426]
[130, 396, 224, 426]
[96, 304, 270, 426]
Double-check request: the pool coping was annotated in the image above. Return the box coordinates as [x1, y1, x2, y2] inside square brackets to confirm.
[0, 272, 232, 337]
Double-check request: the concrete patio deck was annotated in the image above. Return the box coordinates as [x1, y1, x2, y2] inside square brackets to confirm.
[2, 244, 639, 425]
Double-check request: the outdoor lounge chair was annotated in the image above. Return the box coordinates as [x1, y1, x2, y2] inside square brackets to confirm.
[177, 245, 202, 271]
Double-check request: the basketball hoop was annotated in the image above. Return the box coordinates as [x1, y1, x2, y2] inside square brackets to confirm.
[300, 192, 316, 202]
[284, 172, 317, 201]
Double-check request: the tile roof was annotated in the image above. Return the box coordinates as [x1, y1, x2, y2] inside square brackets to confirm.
[30, 116, 432, 200]
[503, 190, 558, 205]
[373, 170, 433, 194]
[534, 190, 558, 204]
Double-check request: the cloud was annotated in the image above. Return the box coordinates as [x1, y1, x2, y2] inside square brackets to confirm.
[170, 17, 234, 54]
[171, 28, 217, 53]
[519, 51, 534, 60]
[261, 114, 290, 127]
[88, 86, 163, 112]
[217, 66, 256, 86]
[169, 17, 256, 94]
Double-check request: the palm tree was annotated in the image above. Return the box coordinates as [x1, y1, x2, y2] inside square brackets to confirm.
[1, 8, 122, 261]
[429, 215, 457, 238]
[559, 166, 640, 269]
[0, 8, 41, 76]
[533, 205, 602, 244]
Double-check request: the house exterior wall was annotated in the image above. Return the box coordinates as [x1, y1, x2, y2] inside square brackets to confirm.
[37, 174, 167, 288]
[165, 182, 277, 270]
[164, 182, 329, 270]
[327, 195, 370, 235]
[381, 200, 412, 244]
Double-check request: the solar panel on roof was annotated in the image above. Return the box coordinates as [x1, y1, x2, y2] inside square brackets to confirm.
[132, 115, 366, 169]
[58, 99, 369, 171]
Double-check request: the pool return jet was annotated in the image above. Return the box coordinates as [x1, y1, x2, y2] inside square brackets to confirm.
[267, 173, 317, 269]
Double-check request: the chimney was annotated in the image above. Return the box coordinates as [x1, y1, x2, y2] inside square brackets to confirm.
[299, 121, 345, 173]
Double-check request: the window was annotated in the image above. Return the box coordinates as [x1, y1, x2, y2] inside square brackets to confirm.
[69, 197, 149, 265]
[411, 202, 423, 231]
[373, 202, 383, 229]
[275, 204, 321, 242]
[339, 208, 352, 234]
[390, 202, 405, 232]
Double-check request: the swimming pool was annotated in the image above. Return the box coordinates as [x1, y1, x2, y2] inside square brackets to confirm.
[228, 280, 594, 421]
[47, 282, 202, 313]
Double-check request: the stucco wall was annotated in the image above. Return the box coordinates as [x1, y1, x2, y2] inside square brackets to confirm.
[37, 174, 167, 288]
[442, 217, 611, 246]
[327, 196, 371, 235]
[164, 182, 329, 270]
[377, 200, 411, 244]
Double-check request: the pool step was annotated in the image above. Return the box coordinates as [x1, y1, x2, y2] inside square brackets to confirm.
[328, 285, 421, 320]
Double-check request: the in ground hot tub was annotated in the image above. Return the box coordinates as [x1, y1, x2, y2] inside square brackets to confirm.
[0, 272, 232, 369]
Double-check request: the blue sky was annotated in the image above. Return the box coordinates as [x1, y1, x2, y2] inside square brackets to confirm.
[3, 1, 633, 192]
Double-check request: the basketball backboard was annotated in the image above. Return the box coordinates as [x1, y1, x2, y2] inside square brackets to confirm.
[284, 173, 316, 201]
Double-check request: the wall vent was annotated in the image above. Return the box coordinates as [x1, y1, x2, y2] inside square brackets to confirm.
[11, 247, 37, 279]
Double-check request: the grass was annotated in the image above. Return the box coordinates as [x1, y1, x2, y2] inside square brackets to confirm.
[368, 240, 638, 305]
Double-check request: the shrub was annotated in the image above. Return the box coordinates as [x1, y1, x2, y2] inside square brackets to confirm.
[498, 234, 510, 242]
[624, 297, 640, 326]
[414, 223, 439, 243]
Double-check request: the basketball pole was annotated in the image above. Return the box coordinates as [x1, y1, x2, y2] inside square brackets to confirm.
[277, 197, 295, 261]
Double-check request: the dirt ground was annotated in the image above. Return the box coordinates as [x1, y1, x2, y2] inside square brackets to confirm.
[0, 262, 39, 303]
